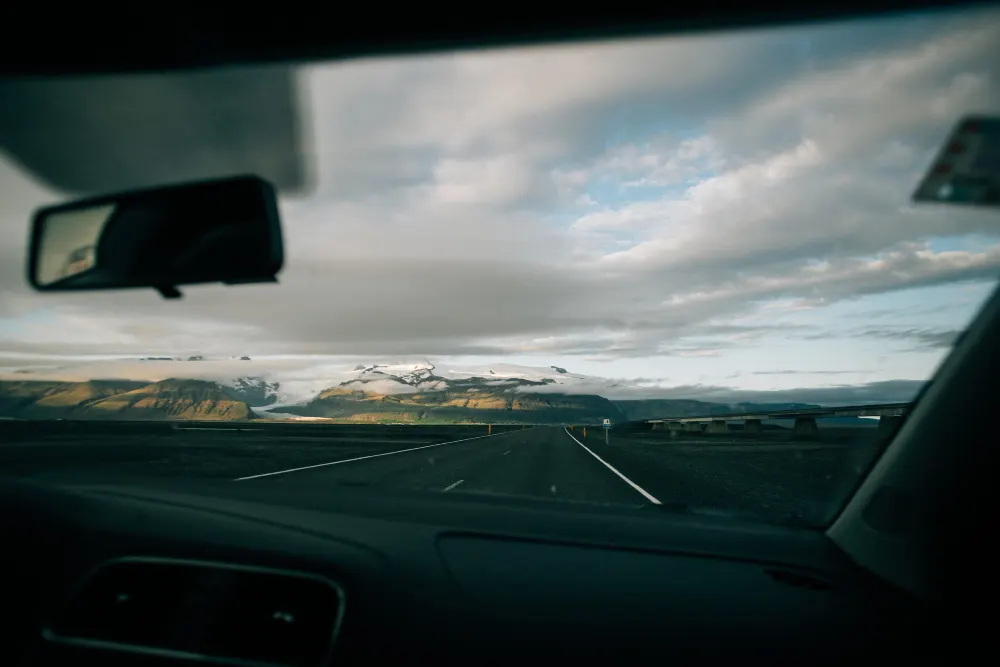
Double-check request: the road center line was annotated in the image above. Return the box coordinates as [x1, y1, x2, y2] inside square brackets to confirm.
[443, 479, 464, 492]
[563, 428, 661, 505]
[234, 431, 507, 481]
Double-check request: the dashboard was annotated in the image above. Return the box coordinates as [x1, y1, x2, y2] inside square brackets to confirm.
[1, 475, 939, 666]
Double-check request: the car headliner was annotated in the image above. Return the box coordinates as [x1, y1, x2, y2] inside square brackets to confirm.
[0, 1, 992, 197]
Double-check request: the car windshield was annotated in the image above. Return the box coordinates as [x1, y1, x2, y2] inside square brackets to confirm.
[1, 6, 999, 528]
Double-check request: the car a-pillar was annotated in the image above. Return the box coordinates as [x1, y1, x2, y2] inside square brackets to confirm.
[877, 415, 904, 438]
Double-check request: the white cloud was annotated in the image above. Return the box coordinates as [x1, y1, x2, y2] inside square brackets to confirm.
[1, 7, 999, 395]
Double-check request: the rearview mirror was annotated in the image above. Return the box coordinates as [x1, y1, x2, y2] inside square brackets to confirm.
[27, 175, 283, 299]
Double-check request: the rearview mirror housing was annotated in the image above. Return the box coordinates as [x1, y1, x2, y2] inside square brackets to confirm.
[27, 175, 283, 299]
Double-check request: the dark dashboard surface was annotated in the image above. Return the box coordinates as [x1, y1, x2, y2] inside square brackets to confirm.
[0, 475, 940, 665]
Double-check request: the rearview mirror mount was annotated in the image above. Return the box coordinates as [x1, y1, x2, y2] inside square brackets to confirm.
[27, 175, 284, 299]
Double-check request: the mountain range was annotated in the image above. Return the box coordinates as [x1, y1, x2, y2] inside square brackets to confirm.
[0, 378, 252, 421]
[0, 361, 830, 424]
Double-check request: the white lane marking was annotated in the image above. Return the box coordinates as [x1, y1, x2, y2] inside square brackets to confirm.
[563, 428, 661, 504]
[502, 450, 511, 456]
[443, 479, 464, 492]
[234, 432, 506, 481]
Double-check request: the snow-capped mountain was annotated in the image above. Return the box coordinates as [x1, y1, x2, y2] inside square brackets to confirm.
[250, 361, 626, 423]
[2, 357, 620, 417]
[335, 361, 599, 395]
[2, 358, 602, 397]
[0, 358, 858, 424]
[345, 363, 444, 389]
[222, 377, 280, 406]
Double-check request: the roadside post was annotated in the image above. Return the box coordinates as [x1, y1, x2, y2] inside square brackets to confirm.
[603, 418, 610, 445]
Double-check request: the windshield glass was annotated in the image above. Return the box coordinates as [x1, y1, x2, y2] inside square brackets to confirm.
[2, 6, 999, 527]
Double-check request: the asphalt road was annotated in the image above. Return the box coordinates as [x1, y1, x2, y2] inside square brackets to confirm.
[0, 423, 886, 526]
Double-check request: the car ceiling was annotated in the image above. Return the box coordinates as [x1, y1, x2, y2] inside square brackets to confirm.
[0, 0, 993, 198]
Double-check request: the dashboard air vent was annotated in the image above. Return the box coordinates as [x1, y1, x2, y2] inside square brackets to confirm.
[44, 557, 345, 667]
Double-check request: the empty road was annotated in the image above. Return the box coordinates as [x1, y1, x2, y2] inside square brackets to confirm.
[0, 423, 886, 525]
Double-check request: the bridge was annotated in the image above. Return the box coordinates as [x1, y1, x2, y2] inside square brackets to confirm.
[642, 402, 913, 438]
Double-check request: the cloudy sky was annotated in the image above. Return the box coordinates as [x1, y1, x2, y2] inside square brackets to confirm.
[1, 6, 999, 402]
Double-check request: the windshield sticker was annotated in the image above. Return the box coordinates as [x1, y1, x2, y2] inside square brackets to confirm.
[913, 116, 1000, 208]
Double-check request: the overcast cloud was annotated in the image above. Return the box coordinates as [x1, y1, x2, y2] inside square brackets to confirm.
[1, 6, 999, 402]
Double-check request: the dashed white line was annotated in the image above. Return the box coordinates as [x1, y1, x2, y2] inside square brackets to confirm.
[563, 427, 661, 505]
[234, 432, 506, 481]
[502, 450, 511, 456]
[443, 479, 464, 492]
